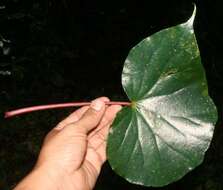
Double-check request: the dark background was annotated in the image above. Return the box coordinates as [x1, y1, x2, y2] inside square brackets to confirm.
[0, 0, 223, 189]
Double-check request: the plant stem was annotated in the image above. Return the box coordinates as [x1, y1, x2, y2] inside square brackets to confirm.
[5, 101, 131, 118]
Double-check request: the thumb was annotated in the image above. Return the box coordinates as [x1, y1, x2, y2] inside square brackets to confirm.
[70, 99, 106, 133]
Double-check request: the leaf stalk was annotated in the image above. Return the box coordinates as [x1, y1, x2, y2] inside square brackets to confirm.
[5, 101, 131, 118]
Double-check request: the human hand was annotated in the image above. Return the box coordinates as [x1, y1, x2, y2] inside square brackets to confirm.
[14, 97, 122, 190]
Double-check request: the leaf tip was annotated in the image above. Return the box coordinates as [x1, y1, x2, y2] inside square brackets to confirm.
[182, 4, 196, 29]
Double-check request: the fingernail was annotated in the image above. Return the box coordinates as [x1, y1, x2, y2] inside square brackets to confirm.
[90, 99, 104, 111]
[116, 105, 122, 111]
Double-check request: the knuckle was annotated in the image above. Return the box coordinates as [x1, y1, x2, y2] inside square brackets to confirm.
[84, 110, 100, 122]
[95, 132, 106, 141]
[101, 116, 110, 125]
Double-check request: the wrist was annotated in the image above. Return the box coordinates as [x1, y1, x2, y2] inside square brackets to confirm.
[14, 165, 62, 190]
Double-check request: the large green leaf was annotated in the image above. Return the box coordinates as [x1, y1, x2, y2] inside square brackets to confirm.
[107, 7, 217, 187]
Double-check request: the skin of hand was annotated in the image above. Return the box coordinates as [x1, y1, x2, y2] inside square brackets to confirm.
[14, 97, 122, 190]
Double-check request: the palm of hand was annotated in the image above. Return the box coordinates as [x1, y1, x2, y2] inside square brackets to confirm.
[36, 97, 121, 190]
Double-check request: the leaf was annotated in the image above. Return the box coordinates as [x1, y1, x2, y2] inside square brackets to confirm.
[107, 6, 217, 187]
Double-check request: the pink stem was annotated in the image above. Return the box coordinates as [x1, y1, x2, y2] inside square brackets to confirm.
[5, 101, 131, 118]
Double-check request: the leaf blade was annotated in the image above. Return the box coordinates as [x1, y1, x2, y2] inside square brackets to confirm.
[108, 8, 217, 187]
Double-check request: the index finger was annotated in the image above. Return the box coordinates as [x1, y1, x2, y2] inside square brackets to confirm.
[55, 97, 110, 130]
[55, 106, 89, 130]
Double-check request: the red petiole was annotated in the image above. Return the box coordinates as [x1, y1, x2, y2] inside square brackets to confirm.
[5, 101, 131, 118]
